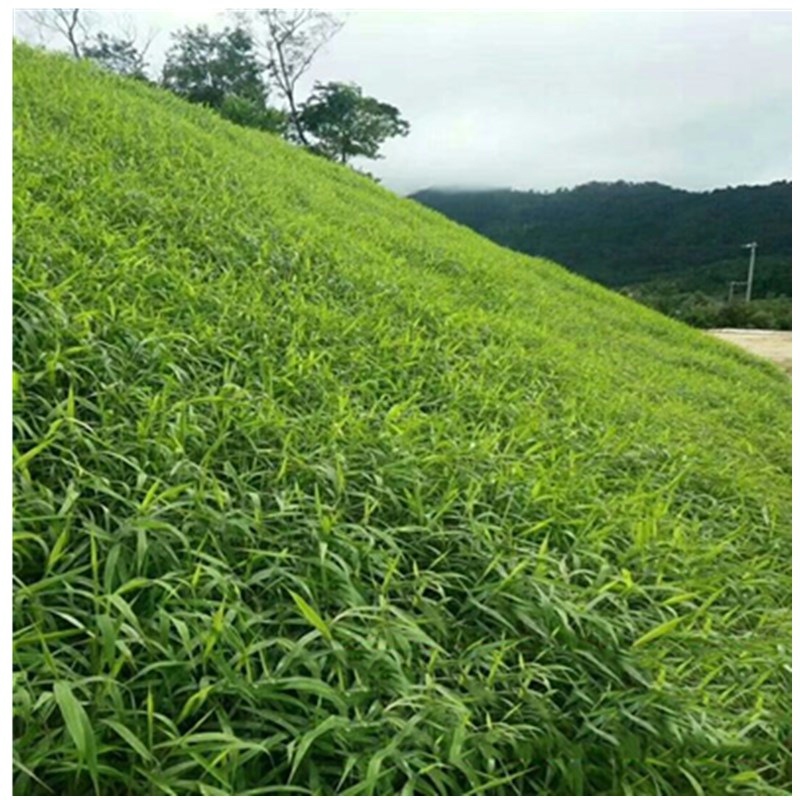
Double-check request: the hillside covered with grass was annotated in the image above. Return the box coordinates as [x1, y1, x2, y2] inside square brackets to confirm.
[13, 44, 791, 796]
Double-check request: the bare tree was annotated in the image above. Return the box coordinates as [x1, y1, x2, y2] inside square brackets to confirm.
[240, 10, 343, 146]
[21, 9, 157, 80]
[23, 8, 93, 58]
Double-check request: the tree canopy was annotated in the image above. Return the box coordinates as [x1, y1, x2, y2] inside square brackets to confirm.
[162, 25, 267, 110]
[83, 32, 148, 80]
[300, 82, 410, 164]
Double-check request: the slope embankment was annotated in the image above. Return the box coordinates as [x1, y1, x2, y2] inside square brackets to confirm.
[13, 44, 791, 796]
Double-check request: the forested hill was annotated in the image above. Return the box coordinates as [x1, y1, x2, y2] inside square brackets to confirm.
[411, 181, 791, 294]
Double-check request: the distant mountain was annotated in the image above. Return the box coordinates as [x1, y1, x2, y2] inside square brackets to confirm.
[410, 180, 791, 297]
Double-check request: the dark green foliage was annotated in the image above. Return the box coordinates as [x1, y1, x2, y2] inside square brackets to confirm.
[82, 32, 148, 80]
[160, 24, 289, 138]
[219, 93, 287, 134]
[13, 44, 791, 796]
[626, 288, 792, 331]
[161, 24, 267, 111]
[411, 181, 792, 310]
[677, 255, 792, 300]
[300, 81, 410, 164]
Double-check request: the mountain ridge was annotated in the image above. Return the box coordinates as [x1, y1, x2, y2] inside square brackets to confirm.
[410, 180, 791, 292]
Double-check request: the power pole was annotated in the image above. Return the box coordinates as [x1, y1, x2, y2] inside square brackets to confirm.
[742, 241, 757, 303]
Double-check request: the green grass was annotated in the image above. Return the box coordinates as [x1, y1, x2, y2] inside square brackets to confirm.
[13, 43, 791, 795]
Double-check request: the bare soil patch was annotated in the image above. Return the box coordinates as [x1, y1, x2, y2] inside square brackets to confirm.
[708, 328, 792, 374]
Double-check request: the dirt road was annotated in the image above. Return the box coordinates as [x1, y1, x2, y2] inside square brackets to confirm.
[708, 328, 792, 374]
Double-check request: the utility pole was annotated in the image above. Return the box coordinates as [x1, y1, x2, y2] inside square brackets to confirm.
[742, 241, 757, 303]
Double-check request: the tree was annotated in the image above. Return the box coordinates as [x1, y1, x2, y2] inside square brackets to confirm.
[82, 31, 149, 80]
[162, 25, 267, 110]
[218, 94, 287, 134]
[299, 82, 410, 165]
[22, 8, 91, 59]
[242, 9, 343, 146]
[21, 9, 155, 80]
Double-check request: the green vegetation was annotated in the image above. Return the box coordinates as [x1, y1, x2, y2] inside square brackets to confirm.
[13, 45, 791, 795]
[625, 289, 792, 332]
[81, 31, 149, 81]
[412, 182, 792, 328]
[162, 23, 285, 135]
[619, 254, 792, 330]
[23, 9, 408, 166]
[299, 81, 410, 165]
[158, 15, 408, 164]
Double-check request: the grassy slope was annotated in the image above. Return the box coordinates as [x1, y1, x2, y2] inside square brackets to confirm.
[13, 45, 791, 795]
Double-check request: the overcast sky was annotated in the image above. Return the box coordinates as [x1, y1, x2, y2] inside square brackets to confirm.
[12, 8, 792, 196]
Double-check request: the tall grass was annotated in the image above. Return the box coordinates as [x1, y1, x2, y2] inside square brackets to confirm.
[13, 43, 791, 795]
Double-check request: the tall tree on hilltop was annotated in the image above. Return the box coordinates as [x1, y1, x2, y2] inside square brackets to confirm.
[162, 25, 267, 110]
[161, 25, 285, 133]
[299, 81, 410, 165]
